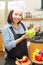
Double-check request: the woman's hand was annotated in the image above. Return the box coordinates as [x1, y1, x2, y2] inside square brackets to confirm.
[15, 34, 32, 45]
[21, 34, 32, 40]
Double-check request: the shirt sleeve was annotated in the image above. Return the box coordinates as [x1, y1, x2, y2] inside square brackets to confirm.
[2, 27, 16, 51]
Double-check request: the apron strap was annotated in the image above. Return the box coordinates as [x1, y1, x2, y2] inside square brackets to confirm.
[9, 26, 17, 39]
[20, 22, 26, 31]
[9, 22, 26, 36]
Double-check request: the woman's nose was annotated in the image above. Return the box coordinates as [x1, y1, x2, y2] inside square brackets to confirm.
[17, 15, 19, 18]
[16, 15, 20, 18]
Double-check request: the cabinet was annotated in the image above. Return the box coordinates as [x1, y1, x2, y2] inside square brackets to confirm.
[0, 32, 5, 58]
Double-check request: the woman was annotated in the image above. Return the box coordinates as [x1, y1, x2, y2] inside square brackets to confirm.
[2, 1, 31, 65]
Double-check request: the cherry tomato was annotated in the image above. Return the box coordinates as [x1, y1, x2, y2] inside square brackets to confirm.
[35, 54, 42, 61]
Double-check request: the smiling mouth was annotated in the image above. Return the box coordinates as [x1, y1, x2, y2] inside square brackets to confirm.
[15, 18, 20, 22]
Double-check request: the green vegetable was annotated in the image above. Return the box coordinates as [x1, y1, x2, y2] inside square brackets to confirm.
[25, 29, 35, 37]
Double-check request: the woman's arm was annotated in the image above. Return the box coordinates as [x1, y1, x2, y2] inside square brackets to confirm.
[2, 26, 27, 51]
[15, 34, 27, 44]
[2, 27, 16, 51]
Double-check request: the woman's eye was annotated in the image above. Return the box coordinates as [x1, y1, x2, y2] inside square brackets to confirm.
[14, 13, 22, 17]
[15, 13, 17, 15]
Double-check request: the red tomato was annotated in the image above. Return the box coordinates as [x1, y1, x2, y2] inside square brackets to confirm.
[16, 56, 28, 63]
[35, 54, 42, 61]
[22, 56, 28, 63]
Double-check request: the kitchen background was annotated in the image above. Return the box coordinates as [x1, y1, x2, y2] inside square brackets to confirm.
[0, 0, 43, 31]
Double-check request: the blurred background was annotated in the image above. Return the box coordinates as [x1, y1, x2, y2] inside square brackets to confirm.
[0, 0, 43, 30]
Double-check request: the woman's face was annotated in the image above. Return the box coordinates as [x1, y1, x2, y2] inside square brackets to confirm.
[12, 10, 23, 24]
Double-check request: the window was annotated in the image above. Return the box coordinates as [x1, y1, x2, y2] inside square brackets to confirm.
[0, 1, 5, 28]
[0, 0, 14, 28]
